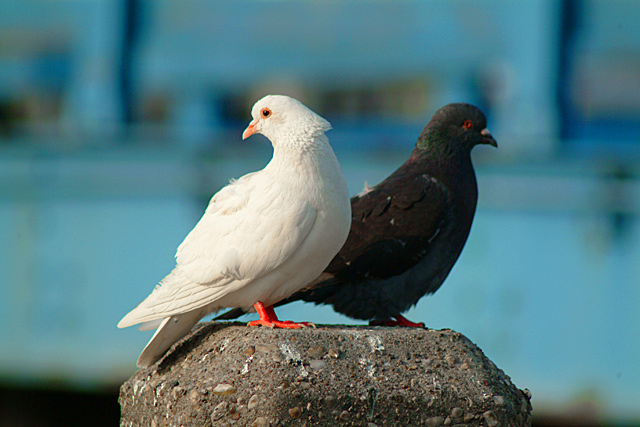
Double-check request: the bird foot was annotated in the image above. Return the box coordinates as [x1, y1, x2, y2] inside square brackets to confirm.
[248, 319, 316, 329]
[370, 314, 425, 328]
[247, 301, 316, 329]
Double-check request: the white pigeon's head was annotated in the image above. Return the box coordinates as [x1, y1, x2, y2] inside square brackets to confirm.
[242, 95, 332, 144]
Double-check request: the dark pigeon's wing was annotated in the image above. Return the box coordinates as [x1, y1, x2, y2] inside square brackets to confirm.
[298, 172, 450, 295]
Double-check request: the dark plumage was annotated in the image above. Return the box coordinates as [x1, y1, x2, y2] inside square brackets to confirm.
[217, 103, 497, 326]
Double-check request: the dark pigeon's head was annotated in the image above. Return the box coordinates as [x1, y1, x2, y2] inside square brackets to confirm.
[419, 103, 497, 152]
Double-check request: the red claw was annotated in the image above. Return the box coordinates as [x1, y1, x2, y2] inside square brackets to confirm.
[248, 301, 316, 329]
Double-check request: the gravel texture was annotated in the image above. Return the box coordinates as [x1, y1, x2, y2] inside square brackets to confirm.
[119, 322, 532, 427]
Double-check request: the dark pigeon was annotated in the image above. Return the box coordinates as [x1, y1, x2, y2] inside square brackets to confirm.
[216, 103, 497, 326]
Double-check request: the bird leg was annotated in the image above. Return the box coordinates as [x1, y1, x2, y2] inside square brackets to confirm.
[248, 301, 316, 329]
[370, 314, 425, 328]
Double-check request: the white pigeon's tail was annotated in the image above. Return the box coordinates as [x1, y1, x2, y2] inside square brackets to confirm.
[136, 310, 203, 368]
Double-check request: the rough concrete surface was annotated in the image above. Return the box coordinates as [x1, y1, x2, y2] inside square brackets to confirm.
[119, 322, 532, 427]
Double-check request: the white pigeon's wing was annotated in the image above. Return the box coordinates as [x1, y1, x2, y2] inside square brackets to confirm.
[176, 174, 318, 285]
[117, 173, 318, 328]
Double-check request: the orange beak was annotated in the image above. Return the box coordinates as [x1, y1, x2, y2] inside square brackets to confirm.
[242, 120, 258, 140]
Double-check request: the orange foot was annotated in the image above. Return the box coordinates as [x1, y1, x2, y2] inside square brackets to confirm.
[247, 301, 316, 329]
[370, 314, 425, 328]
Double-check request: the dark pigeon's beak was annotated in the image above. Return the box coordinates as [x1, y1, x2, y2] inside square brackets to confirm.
[480, 128, 498, 147]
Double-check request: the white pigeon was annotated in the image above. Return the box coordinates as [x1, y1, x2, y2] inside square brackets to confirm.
[118, 95, 351, 367]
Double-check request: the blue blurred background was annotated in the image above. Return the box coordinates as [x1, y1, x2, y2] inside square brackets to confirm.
[1, 0, 639, 426]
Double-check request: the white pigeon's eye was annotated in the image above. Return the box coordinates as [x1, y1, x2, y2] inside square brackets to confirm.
[261, 108, 272, 118]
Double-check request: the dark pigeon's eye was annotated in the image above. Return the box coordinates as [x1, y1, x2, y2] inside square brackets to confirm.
[261, 108, 272, 118]
[463, 120, 473, 129]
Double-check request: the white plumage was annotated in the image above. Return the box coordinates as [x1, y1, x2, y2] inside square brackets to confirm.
[118, 95, 351, 367]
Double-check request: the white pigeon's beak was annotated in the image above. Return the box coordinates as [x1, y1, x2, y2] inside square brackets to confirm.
[242, 119, 258, 140]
